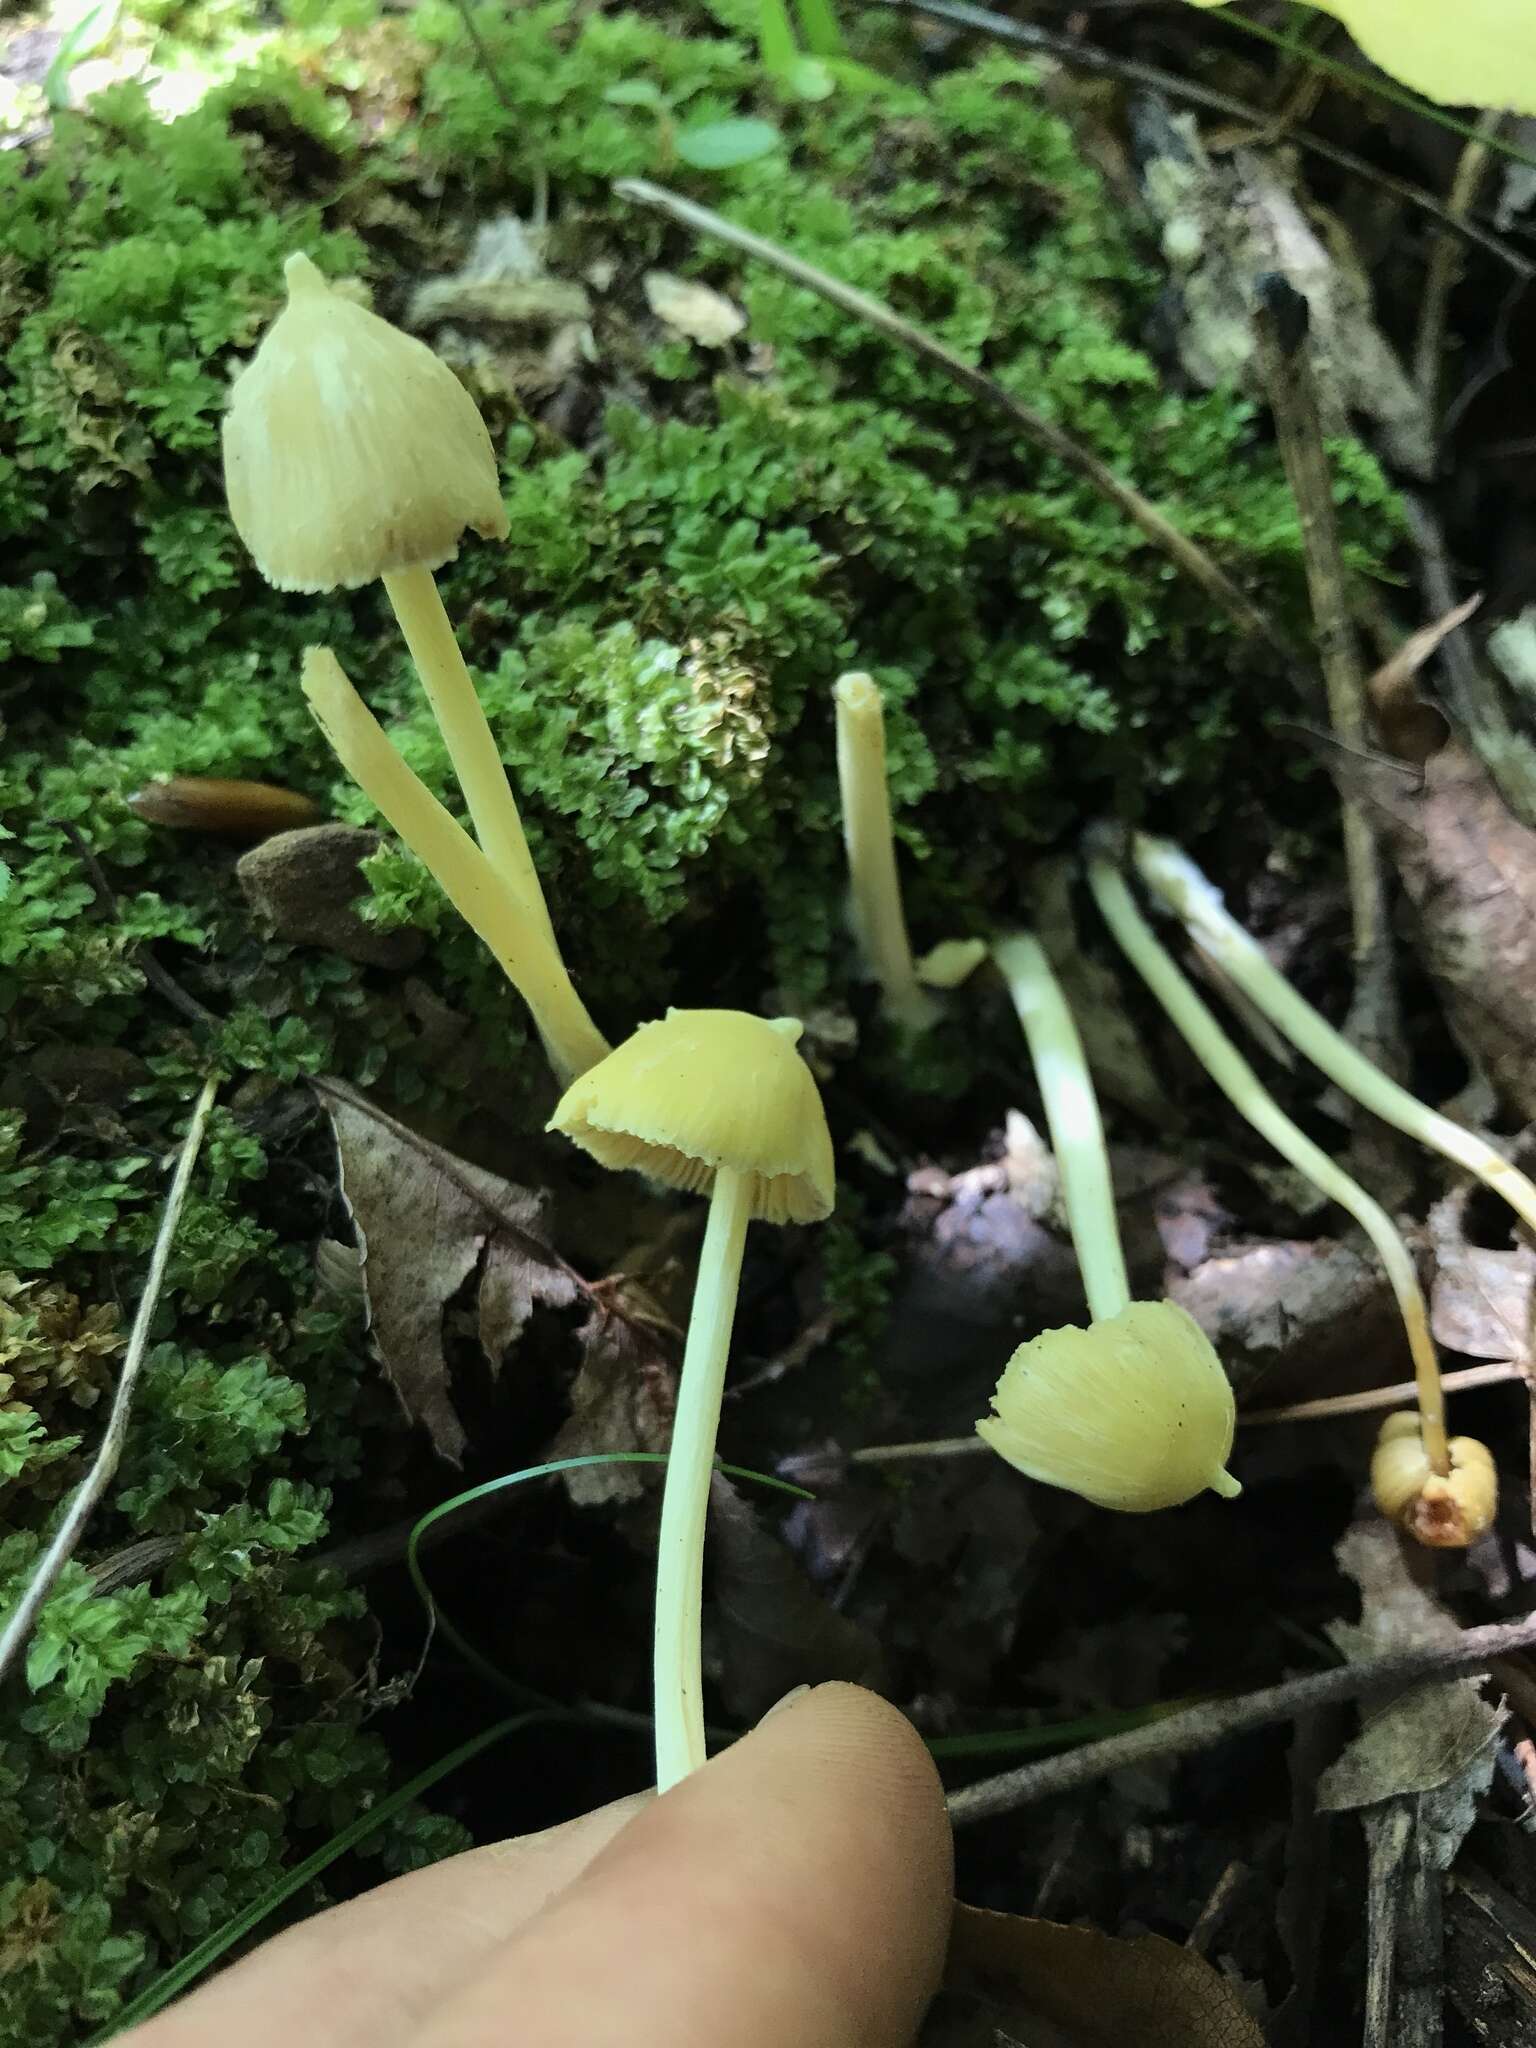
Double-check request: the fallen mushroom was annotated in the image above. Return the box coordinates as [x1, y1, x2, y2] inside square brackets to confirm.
[1370, 1411, 1499, 1549]
[223, 252, 556, 949]
[980, 932, 1241, 1511]
[1087, 838, 1495, 1546]
[548, 1009, 835, 1789]
[1132, 832, 1536, 1242]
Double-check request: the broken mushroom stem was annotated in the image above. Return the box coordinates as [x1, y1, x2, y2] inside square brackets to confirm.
[1132, 832, 1536, 1243]
[548, 1010, 835, 1791]
[1085, 838, 1453, 1479]
[979, 931, 1240, 1512]
[302, 648, 610, 1083]
[833, 671, 941, 1035]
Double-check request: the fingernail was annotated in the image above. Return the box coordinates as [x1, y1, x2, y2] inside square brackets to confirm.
[760, 1684, 811, 1723]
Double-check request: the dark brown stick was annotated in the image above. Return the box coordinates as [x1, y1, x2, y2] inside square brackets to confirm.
[946, 1610, 1536, 1823]
[614, 177, 1291, 655]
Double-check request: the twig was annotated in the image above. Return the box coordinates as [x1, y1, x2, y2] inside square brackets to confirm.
[1415, 115, 1504, 417]
[613, 177, 1290, 654]
[1250, 276, 1398, 1065]
[1243, 1360, 1528, 1426]
[847, 1361, 1530, 1467]
[59, 822, 217, 1031]
[0, 1071, 220, 1685]
[880, 0, 1534, 282]
[947, 1608, 1536, 1823]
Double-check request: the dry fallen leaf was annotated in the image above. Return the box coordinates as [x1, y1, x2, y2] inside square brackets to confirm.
[642, 269, 746, 346]
[319, 1078, 580, 1462]
[1364, 598, 1475, 767]
[1429, 1186, 1535, 1363]
[1319, 1519, 1503, 1812]
[938, 1902, 1266, 2048]
[546, 1298, 674, 1507]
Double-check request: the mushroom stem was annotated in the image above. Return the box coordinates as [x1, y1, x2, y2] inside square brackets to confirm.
[833, 672, 940, 1033]
[1133, 833, 1536, 1242]
[380, 564, 556, 946]
[653, 1164, 752, 1791]
[992, 933, 1131, 1323]
[302, 647, 610, 1084]
[1086, 848, 1451, 1477]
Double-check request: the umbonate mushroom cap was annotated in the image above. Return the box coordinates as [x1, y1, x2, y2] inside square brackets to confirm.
[548, 1009, 835, 1226]
[977, 1300, 1239, 1512]
[222, 253, 510, 593]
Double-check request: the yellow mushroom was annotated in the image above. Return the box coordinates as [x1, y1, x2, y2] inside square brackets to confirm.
[1371, 1412, 1498, 1549]
[223, 254, 561, 958]
[549, 1010, 834, 1789]
[980, 933, 1240, 1512]
[1186, 0, 1536, 115]
[1088, 840, 1498, 1546]
[980, 1301, 1241, 1512]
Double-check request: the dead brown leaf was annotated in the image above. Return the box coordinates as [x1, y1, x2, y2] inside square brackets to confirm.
[1365, 598, 1477, 766]
[939, 1902, 1266, 2048]
[318, 1078, 580, 1462]
[546, 1298, 674, 1507]
[1369, 745, 1536, 1120]
[1319, 1519, 1503, 1812]
[1430, 1186, 1535, 1362]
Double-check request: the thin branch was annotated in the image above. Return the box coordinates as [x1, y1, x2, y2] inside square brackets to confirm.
[848, 1361, 1531, 1466]
[1243, 1360, 1528, 1426]
[60, 822, 217, 1031]
[1250, 276, 1397, 1062]
[947, 1608, 1536, 1823]
[880, 0, 1534, 282]
[0, 1071, 220, 1685]
[614, 176, 1291, 655]
[1415, 115, 1504, 417]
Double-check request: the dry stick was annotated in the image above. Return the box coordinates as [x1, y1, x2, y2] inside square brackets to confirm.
[1414, 115, 1504, 416]
[879, 0, 1534, 283]
[613, 177, 1287, 655]
[947, 1609, 1536, 1823]
[1251, 277, 1397, 1064]
[847, 1360, 1531, 1467]
[0, 1071, 220, 1685]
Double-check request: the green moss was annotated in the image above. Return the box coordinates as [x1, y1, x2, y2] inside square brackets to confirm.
[0, 0, 1403, 2032]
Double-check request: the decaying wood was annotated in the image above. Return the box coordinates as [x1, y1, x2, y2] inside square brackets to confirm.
[1448, 1868, 1536, 2044]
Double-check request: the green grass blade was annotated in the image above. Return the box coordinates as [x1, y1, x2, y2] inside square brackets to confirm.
[407, 1452, 812, 1701]
[87, 1712, 549, 2043]
[1221, 8, 1536, 176]
[794, 0, 848, 61]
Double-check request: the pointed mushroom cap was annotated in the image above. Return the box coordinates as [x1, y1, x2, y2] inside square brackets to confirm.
[976, 1300, 1239, 1512]
[222, 253, 510, 593]
[547, 1009, 835, 1226]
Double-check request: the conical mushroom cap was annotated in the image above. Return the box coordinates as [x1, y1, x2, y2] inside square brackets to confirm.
[222, 253, 510, 593]
[548, 1009, 835, 1226]
[976, 1300, 1239, 1512]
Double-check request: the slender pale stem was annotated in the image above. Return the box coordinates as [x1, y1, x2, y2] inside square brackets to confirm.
[992, 933, 1130, 1323]
[302, 648, 610, 1084]
[1087, 851, 1451, 1477]
[1134, 833, 1536, 1243]
[654, 1166, 752, 1791]
[833, 672, 939, 1034]
[381, 564, 556, 947]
